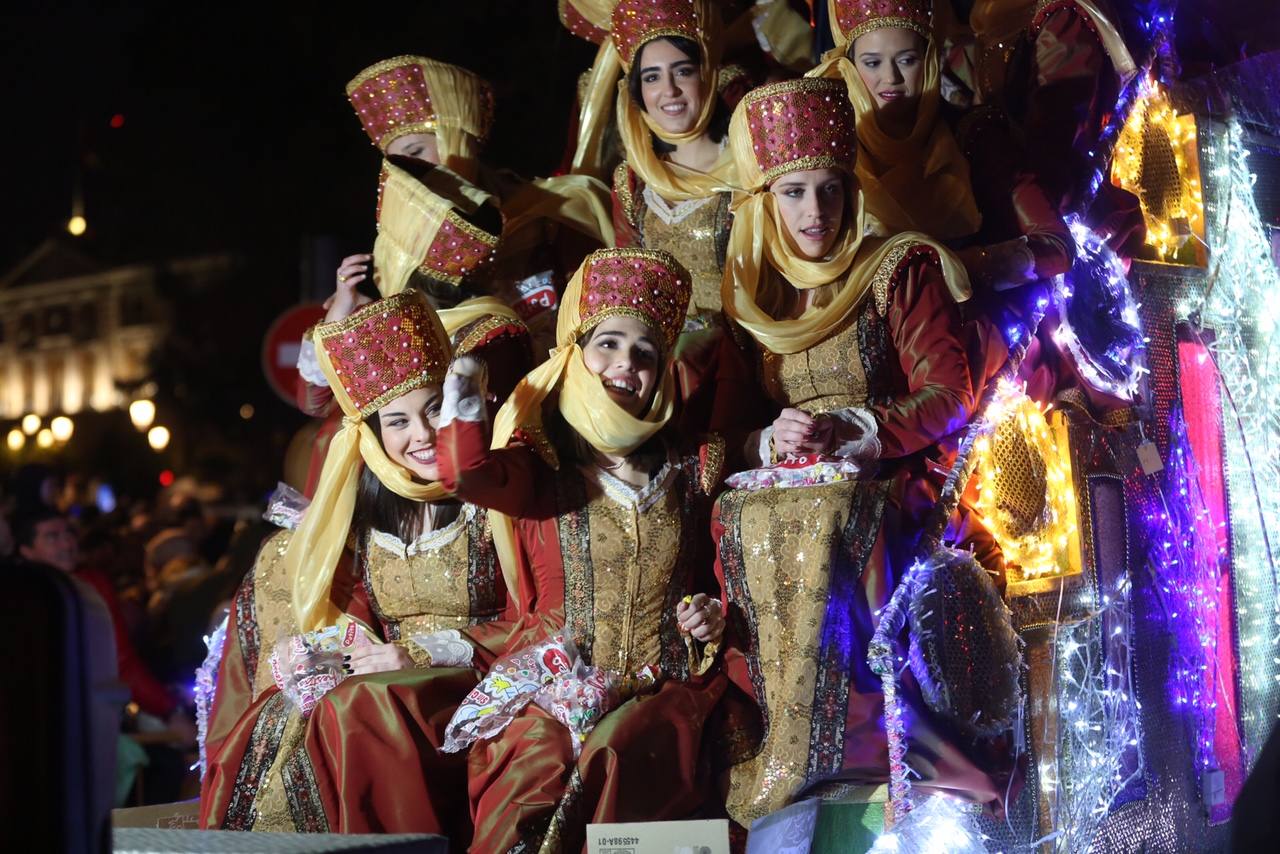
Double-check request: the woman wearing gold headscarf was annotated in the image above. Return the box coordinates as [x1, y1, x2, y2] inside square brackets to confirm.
[809, 0, 981, 243]
[606, 0, 759, 435]
[436, 248, 728, 853]
[200, 290, 514, 844]
[711, 78, 1005, 825]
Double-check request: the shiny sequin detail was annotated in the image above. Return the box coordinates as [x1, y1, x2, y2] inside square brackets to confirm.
[576, 248, 692, 349]
[221, 692, 288, 830]
[611, 0, 705, 68]
[233, 569, 260, 688]
[641, 188, 730, 316]
[316, 291, 451, 417]
[282, 748, 329, 832]
[831, 0, 931, 44]
[420, 213, 500, 285]
[346, 55, 493, 150]
[741, 78, 857, 184]
[719, 479, 889, 823]
[359, 505, 503, 642]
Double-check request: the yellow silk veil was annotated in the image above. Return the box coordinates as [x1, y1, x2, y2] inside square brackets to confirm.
[808, 3, 980, 240]
[414, 60, 492, 184]
[722, 100, 971, 356]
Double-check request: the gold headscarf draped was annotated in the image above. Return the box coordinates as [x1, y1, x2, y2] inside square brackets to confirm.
[722, 92, 970, 356]
[285, 293, 453, 633]
[612, 0, 739, 201]
[808, 4, 981, 240]
[416, 60, 493, 183]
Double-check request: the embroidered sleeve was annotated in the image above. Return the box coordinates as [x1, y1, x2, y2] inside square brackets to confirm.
[698, 433, 727, 495]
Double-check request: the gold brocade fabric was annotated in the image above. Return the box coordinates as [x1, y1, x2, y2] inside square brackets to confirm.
[760, 311, 869, 414]
[248, 531, 302, 698]
[582, 468, 683, 673]
[248, 715, 314, 832]
[722, 480, 866, 823]
[640, 193, 730, 316]
[363, 510, 481, 639]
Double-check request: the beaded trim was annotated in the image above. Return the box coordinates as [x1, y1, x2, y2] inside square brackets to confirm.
[454, 314, 527, 358]
[699, 433, 726, 495]
[612, 161, 643, 230]
[417, 209, 501, 285]
[761, 155, 851, 187]
[618, 26, 704, 68]
[841, 15, 930, 45]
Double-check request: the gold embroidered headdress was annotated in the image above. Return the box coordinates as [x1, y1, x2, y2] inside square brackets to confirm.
[807, 0, 980, 240]
[492, 247, 691, 464]
[722, 78, 970, 355]
[347, 56, 494, 183]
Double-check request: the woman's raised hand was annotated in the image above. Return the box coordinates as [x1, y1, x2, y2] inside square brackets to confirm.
[324, 253, 374, 322]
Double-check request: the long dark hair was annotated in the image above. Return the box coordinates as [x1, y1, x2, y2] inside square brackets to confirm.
[352, 413, 460, 544]
[626, 36, 730, 155]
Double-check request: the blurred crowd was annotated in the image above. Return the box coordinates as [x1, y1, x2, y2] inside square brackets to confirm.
[0, 463, 275, 806]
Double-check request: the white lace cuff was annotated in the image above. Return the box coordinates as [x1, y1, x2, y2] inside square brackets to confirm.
[440, 366, 487, 428]
[744, 427, 774, 468]
[827, 408, 881, 461]
[406, 629, 474, 668]
[297, 340, 329, 388]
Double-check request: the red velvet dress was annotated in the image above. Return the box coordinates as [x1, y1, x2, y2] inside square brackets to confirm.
[713, 246, 1012, 825]
[199, 510, 512, 843]
[437, 420, 728, 853]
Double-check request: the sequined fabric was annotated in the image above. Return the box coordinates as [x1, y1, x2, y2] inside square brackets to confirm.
[640, 191, 730, 316]
[315, 291, 451, 417]
[582, 466, 684, 673]
[577, 248, 692, 349]
[611, 0, 705, 68]
[361, 505, 501, 641]
[741, 78, 858, 184]
[760, 309, 870, 413]
[247, 531, 301, 698]
[345, 56, 493, 150]
[421, 215, 499, 285]
[719, 480, 889, 823]
[830, 0, 932, 44]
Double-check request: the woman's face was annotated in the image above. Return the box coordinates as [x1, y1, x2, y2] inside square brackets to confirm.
[770, 168, 846, 260]
[376, 384, 444, 481]
[386, 132, 441, 164]
[851, 27, 926, 113]
[636, 38, 704, 136]
[581, 316, 662, 417]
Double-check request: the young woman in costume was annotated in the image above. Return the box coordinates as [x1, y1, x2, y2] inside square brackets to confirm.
[436, 247, 729, 852]
[711, 77, 1005, 824]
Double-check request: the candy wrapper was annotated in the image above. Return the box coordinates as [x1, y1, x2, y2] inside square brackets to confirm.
[724, 453, 863, 492]
[441, 633, 578, 753]
[532, 663, 662, 757]
[268, 619, 374, 717]
[263, 481, 310, 531]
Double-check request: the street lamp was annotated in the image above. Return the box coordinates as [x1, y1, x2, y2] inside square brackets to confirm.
[130, 399, 156, 431]
[67, 215, 87, 237]
[36, 428, 55, 449]
[50, 416, 74, 442]
[21, 414, 40, 435]
[147, 425, 170, 451]
[5, 429, 23, 452]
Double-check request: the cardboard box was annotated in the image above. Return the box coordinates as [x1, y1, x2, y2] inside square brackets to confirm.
[586, 819, 729, 854]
